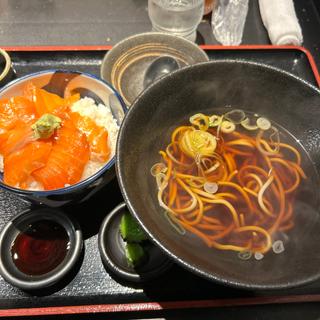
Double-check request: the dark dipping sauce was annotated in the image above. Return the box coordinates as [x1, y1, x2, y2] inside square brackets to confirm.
[10, 220, 70, 276]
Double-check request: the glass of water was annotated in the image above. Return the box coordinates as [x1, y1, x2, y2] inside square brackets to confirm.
[148, 0, 204, 42]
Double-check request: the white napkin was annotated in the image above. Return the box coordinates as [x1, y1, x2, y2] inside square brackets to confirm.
[259, 0, 303, 46]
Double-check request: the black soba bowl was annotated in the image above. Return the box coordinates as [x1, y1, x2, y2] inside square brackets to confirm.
[0, 70, 126, 207]
[116, 60, 320, 290]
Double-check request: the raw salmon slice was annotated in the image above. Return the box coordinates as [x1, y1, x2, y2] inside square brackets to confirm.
[70, 112, 110, 162]
[0, 124, 35, 157]
[24, 82, 80, 118]
[32, 120, 90, 190]
[4, 141, 52, 189]
[0, 97, 36, 131]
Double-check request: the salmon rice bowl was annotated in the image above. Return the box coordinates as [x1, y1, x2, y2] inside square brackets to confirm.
[0, 82, 119, 191]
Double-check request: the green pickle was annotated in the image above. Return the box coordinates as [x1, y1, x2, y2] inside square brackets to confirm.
[120, 211, 148, 267]
[120, 212, 147, 242]
[125, 243, 145, 267]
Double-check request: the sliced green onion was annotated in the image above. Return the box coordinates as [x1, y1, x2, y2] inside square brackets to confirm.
[180, 130, 217, 158]
[204, 182, 218, 194]
[241, 118, 258, 131]
[256, 117, 271, 131]
[221, 121, 235, 133]
[238, 250, 252, 260]
[209, 115, 222, 127]
[150, 163, 167, 177]
[272, 240, 285, 254]
[254, 252, 264, 260]
[189, 113, 209, 131]
[224, 109, 246, 124]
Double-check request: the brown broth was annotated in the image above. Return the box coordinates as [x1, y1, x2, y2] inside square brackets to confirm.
[154, 108, 320, 254]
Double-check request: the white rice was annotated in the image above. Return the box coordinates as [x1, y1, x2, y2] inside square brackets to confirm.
[71, 97, 119, 181]
[2, 97, 119, 190]
[81, 160, 106, 180]
[71, 97, 119, 156]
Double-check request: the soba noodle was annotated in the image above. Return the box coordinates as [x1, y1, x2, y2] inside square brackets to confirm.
[151, 109, 306, 256]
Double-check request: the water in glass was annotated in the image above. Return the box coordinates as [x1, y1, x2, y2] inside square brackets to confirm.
[148, 0, 204, 42]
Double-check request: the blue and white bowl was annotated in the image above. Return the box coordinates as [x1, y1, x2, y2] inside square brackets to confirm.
[0, 70, 126, 207]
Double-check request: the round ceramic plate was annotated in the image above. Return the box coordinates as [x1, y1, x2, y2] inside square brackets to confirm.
[100, 32, 209, 106]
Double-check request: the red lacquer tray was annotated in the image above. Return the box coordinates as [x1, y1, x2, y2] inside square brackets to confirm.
[0, 45, 319, 318]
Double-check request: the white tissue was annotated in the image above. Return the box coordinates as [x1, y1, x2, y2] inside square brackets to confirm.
[259, 0, 303, 46]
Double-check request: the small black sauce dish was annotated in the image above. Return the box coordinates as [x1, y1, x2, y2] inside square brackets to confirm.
[0, 208, 83, 291]
[98, 203, 172, 283]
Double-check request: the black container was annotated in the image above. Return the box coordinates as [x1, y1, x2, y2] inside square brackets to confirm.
[98, 202, 173, 283]
[0, 208, 83, 291]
